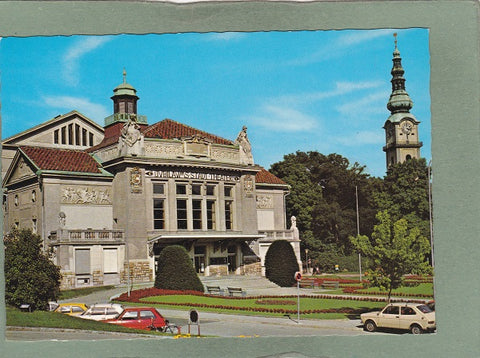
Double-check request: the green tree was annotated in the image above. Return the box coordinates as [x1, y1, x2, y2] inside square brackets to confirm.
[350, 210, 431, 301]
[264, 240, 300, 287]
[4, 229, 61, 311]
[270, 151, 379, 257]
[375, 158, 430, 239]
[154, 245, 204, 292]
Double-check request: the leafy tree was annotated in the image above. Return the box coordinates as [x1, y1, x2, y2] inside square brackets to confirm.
[270, 151, 379, 256]
[265, 240, 300, 287]
[154, 245, 204, 292]
[350, 210, 431, 302]
[4, 229, 61, 311]
[375, 158, 430, 239]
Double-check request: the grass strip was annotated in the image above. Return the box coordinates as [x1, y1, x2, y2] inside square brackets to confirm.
[6, 306, 165, 336]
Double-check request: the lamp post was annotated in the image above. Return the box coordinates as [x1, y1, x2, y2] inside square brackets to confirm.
[356, 185, 362, 282]
[305, 249, 309, 274]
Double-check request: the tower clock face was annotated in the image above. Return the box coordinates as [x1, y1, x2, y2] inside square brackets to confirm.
[401, 121, 413, 135]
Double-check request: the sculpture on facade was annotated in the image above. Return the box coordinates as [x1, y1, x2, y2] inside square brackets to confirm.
[290, 216, 299, 240]
[118, 114, 145, 156]
[234, 126, 254, 165]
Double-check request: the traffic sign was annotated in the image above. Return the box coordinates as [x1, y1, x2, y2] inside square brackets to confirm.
[294, 271, 302, 281]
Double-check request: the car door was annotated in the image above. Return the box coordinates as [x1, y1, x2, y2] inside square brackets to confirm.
[377, 305, 400, 329]
[138, 309, 157, 329]
[116, 310, 140, 328]
[399, 306, 417, 329]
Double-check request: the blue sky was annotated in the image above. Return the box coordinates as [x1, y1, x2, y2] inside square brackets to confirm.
[0, 29, 430, 177]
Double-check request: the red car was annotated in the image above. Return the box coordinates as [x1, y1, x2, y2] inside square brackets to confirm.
[105, 307, 166, 331]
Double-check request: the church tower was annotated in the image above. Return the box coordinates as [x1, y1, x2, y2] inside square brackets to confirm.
[383, 34, 422, 168]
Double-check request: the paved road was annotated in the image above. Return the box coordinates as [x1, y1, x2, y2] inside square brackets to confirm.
[6, 275, 387, 341]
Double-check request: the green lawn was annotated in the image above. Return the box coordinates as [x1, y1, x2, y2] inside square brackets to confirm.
[355, 283, 433, 297]
[6, 306, 167, 335]
[139, 295, 386, 320]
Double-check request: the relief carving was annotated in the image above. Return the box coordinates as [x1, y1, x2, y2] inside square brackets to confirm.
[256, 194, 273, 209]
[145, 143, 183, 157]
[61, 186, 112, 205]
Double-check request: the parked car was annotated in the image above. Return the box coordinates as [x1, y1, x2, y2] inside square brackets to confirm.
[427, 300, 435, 311]
[361, 302, 436, 334]
[48, 301, 59, 311]
[79, 303, 124, 321]
[105, 307, 167, 331]
[53, 303, 88, 316]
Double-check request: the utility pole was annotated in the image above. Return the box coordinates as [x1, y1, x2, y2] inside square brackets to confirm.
[356, 185, 362, 282]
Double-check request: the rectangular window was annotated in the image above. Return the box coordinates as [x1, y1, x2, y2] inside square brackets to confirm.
[206, 184, 215, 196]
[68, 124, 73, 145]
[82, 128, 87, 146]
[75, 124, 80, 145]
[153, 199, 165, 229]
[225, 201, 233, 230]
[75, 249, 91, 275]
[176, 184, 187, 195]
[89, 132, 94, 146]
[54, 129, 59, 144]
[177, 199, 187, 229]
[192, 184, 202, 196]
[207, 200, 216, 230]
[61, 126, 66, 144]
[153, 183, 165, 195]
[103, 248, 118, 273]
[192, 199, 202, 229]
[224, 186, 233, 198]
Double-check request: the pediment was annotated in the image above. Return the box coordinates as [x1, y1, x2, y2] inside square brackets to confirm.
[4, 154, 37, 186]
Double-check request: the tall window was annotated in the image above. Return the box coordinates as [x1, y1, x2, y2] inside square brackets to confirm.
[207, 200, 216, 230]
[225, 201, 233, 230]
[82, 128, 87, 146]
[32, 219, 37, 233]
[89, 132, 94, 146]
[103, 248, 118, 274]
[225, 186, 234, 230]
[153, 199, 165, 229]
[192, 199, 202, 229]
[75, 249, 91, 275]
[68, 124, 73, 145]
[153, 183, 165, 230]
[61, 126, 66, 144]
[177, 199, 188, 229]
[54, 129, 59, 144]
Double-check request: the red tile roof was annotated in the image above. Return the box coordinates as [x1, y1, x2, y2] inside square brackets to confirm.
[20, 146, 104, 174]
[143, 119, 233, 145]
[255, 168, 287, 185]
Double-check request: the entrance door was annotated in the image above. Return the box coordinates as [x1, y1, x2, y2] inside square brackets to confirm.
[227, 245, 237, 273]
[194, 246, 206, 274]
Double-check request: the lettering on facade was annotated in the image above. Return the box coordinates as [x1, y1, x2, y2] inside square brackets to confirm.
[145, 170, 240, 182]
[256, 194, 273, 209]
[61, 186, 112, 205]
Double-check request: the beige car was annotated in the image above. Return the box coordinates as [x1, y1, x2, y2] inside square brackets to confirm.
[361, 302, 436, 334]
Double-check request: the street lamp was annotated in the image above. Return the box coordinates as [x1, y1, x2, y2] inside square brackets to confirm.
[305, 249, 309, 274]
[356, 185, 362, 282]
[428, 160, 434, 268]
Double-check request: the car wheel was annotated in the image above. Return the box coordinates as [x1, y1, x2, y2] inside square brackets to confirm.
[410, 324, 423, 335]
[364, 320, 377, 332]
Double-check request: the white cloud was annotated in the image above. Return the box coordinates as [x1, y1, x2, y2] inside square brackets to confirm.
[204, 32, 246, 41]
[63, 36, 111, 86]
[336, 90, 389, 116]
[335, 130, 384, 146]
[43, 95, 109, 121]
[249, 105, 318, 132]
[277, 80, 384, 106]
[337, 29, 395, 46]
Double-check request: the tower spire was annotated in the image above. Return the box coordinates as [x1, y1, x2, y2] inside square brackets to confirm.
[387, 33, 413, 114]
[123, 68, 127, 84]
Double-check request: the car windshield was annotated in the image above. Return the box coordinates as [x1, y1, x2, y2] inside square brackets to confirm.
[416, 304, 433, 313]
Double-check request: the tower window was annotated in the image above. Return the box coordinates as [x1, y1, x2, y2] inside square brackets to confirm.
[89, 132, 94, 146]
[406, 155, 412, 160]
[54, 129, 59, 144]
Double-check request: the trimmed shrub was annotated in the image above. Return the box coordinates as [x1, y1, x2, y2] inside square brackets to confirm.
[265, 240, 299, 287]
[154, 245, 204, 292]
[4, 229, 61, 310]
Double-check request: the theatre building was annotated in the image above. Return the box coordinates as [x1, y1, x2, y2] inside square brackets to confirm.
[2, 76, 301, 289]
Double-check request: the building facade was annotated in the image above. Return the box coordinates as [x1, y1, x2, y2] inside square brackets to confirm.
[2, 75, 301, 289]
[383, 35, 423, 168]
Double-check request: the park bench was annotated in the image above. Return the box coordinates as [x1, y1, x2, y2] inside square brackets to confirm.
[320, 281, 339, 289]
[298, 279, 317, 289]
[206, 286, 224, 295]
[227, 287, 246, 297]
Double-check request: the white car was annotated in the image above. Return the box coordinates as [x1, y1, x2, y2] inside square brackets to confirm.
[79, 303, 124, 321]
[361, 302, 436, 334]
